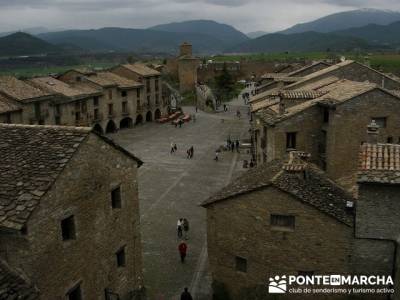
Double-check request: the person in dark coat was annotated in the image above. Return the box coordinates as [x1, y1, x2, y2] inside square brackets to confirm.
[179, 241, 188, 263]
[181, 288, 193, 300]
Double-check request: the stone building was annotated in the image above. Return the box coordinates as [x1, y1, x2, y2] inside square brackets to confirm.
[0, 124, 143, 300]
[111, 63, 166, 122]
[202, 151, 398, 299]
[252, 78, 400, 191]
[58, 69, 144, 133]
[0, 76, 56, 125]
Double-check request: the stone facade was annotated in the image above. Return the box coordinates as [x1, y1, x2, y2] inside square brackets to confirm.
[0, 124, 143, 300]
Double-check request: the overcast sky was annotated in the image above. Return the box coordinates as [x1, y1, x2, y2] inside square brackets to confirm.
[0, 0, 399, 33]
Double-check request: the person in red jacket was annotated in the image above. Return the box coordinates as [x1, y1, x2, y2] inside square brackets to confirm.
[178, 241, 188, 263]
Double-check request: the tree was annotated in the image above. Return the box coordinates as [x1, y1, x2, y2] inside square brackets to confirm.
[213, 63, 236, 103]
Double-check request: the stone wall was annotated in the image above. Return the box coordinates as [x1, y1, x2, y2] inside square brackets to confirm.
[0, 133, 143, 300]
[179, 58, 200, 93]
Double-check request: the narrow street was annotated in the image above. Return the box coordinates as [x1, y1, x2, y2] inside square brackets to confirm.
[111, 95, 251, 299]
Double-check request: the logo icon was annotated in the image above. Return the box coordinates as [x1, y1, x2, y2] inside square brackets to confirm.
[269, 275, 287, 294]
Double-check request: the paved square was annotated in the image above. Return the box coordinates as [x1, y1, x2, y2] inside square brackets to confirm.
[111, 99, 250, 299]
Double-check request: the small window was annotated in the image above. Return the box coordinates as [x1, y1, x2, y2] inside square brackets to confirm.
[323, 108, 329, 123]
[61, 216, 76, 241]
[147, 95, 150, 105]
[108, 104, 113, 116]
[137, 99, 140, 108]
[116, 247, 126, 267]
[111, 186, 121, 209]
[286, 132, 297, 150]
[75, 112, 81, 121]
[81, 102, 87, 114]
[271, 214, 295, 231]
[108, 90, 113, 100]
[235, 256, 247, 273]
[94, 108, 99, 120]
[121, 91, 127, 97]
[372, 117, 387, 128]
[136, 89, 140, 99]
[387, 136, 393, 143]
[67, 284, 82, 300]
[122, 102, 128, 114]
[93, 97, 99, 106]
[21, 225, 28, 235]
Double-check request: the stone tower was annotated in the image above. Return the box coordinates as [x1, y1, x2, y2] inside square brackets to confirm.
[179, 42, 193, 57]
[178, 42, 200, 93]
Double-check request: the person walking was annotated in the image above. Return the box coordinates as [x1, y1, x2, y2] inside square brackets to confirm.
[171, 142, 175, 154]
[178, 241, 187, 263]
[186, 148, 191, 159]
[177, 218, 183, 238]
[214, 151, 219, 161]
[235, 140, 240, 153]
[189, 146, 194, 159]
[174, 143, 177, 152]
[180, 288, 193, 300]
[179, 119, 183, 128]
[183, 218, 189, 239]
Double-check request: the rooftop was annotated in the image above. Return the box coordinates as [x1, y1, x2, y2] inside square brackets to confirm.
[288, 61, 331, 77]
[0, 259, 39, 300]
[121, 63, 160, 77]
[202, 155, 354, 226]
[87, 72, 142, 89]
[358, 143, 400, 184]
[0, 124, 142, 231]
[0, 76, 53, 102]
[0, 94, 21, 114]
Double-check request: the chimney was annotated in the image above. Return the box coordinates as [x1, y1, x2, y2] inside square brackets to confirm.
[367, 120, 379, 144]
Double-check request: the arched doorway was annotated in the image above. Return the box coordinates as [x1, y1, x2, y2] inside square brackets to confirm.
[105, 120, 117, 133]
[135, 114, 143, 125]
[154, 109, 161, 120]
[93, 123, 103, 135]
[146, 111, 152, 122]
[120, 117, 133, 129]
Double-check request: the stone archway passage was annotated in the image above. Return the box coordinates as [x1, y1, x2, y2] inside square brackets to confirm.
[146, 111, 153, 122]
[154, 109, 161, 120]
[136, 114, 143, 125]
[120, 117, 133, 129]
[105, 120, 117, 133]
[93, 123, 103, 135]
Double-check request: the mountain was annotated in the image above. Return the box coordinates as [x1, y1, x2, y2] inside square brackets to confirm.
[149, 20, 249, 46]
[334, 21, 400, 48]
[229, 31, 369, 53]
[247, 31, 269, 39]
[38, 27, 233, 54]
[0, 27, 50, 38]
[0, 32, 60, 57]
[281, 9, 400, 34]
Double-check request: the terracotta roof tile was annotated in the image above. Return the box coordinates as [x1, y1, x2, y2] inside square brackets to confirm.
[122, 63, 160, 77]
[0, 76, 53, 102]
[358, 143, 400, 184]
[0, 94, 21, 114]
[87, 72, 142, 89]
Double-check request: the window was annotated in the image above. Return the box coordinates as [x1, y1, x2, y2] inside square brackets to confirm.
[111, 186, 121, 209]
[147, 96, 150, 105]
[235, 256, 247, 273]
[76, 76, 82, 82]
[81, 102, 87, 114]
[34, 102, 41, 119]
[155, 79, 159, 91]
[108, 104, 113, 116]
[61, 216, 76, 241]
[5, 113, 11, 124]
[94, 108, 99, 120]
[146, 79, 151, 93]
[323, 108, 329, 123]
[55, 116, 61, 125]
[270, 214, 295, 231]
[387, 136, 393, 143]
[137, 99, 140, 109]
[108, 90, 113, 100]
[75, 112, 81, 121]
[372, 117, 387, 128]
[121, 91, 127, 97]
[122, 102, 128, 114]
[55, 105, 61, 116]
[155, 94, 159, 105]
[286, 132, 297, 150]
[136, 89, 140, 99]
[67, 284, 82, 300]
[116, 247, 126, 267]
[93, 97, 99, 106]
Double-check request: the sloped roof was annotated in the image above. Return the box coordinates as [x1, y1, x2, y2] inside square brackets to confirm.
[202, 158, 354, 226]
[87, 72, 142, 89]
[0, 259, 39, 300]
[0, 124, 143, 231]
[288, 61, 331, 77]
[0, 94, 21, 114]
[0, 76, 53, 102]
[29, 77, 98, 100]
[358, 143, 400, 184]
[121, 63, 160, 77]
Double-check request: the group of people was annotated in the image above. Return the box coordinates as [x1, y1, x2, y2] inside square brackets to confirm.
[227, 138, 240, 153]
[223, 104, 229, 112]
[177, 218, 190, 262]
[170, 142, 178, 154]
[186, 146, 194, 159]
